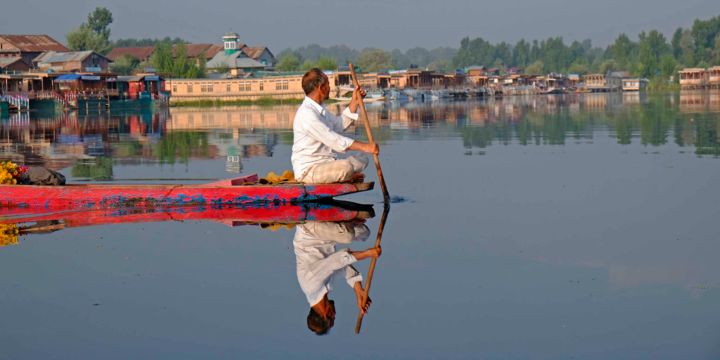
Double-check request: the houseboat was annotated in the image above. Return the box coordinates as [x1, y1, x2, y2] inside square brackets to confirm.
[679, 68, 708, 90]
[52, 72, 168, 110]
[622, 78, 649, 92]
[708, 66, 720, 89]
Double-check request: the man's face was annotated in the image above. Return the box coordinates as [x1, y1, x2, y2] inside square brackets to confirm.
[321, 76, 330, 100]
[327, 300, 336, 324]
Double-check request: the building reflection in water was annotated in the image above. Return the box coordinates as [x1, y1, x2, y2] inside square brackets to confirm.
[1, 93, 718, 178]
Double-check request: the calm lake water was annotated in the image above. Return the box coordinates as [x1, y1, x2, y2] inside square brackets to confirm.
[1, 92, 719, 359]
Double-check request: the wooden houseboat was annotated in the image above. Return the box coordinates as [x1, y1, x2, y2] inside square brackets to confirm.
[679, 68, 708, 90]
[622, 78, 649, 92]
[708, 66, 720, 89]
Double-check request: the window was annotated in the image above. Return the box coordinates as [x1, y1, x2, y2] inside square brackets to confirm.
[172, 84, 177, 93]
[187, 84, 193, 93]
[208, 84, 214, 92]
[201, 84, 207, 93]
[226, 84, 231, 92]
[239, 82, 251, 91]
[274, 80, 288, 91]
[259, 82, 264, 91]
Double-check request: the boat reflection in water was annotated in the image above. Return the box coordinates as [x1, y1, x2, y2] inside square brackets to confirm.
[293, 214, 380, 335]
[0, 200, 375, 249]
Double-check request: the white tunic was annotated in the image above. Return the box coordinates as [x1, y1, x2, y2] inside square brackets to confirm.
[291, 97, 359, 180]
[293, 221, 370, 306]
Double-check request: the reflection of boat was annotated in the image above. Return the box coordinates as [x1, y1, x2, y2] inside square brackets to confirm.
[0, 201, 374, 246]
[430, 89, 452, 100]
[366, 88, 386, 100]
[386, 89, 408, 102]
[0, 174, 374, 211]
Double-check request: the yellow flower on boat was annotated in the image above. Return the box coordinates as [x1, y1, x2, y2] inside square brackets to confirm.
[0, 224, 19, 247]
[0, 161, 27, 185]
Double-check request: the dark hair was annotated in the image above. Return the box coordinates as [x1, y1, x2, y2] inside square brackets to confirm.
[302, 68, 328, 95]
[307, 308, 332, 335]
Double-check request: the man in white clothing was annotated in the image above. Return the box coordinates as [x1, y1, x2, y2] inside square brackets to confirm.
[292, 68, 379, 184]
[294, 220, 381, 335]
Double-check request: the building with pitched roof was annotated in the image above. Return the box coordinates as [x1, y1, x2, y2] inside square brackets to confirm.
[0, 34, 69, 67]
[0, 57, 31, 73]
[239, 46, 275, 69]
[34, 51, 112, 72]
[106, 47, 156, 62]
[206, 33, 275, 76]
[107, 43, 223, 64]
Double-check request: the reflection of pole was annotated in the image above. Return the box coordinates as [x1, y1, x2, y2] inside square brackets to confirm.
[355, 203, 390, 334]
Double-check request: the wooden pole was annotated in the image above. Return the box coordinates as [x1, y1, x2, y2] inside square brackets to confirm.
[355, 203, 390, 334]
[348, 63, 390, 203]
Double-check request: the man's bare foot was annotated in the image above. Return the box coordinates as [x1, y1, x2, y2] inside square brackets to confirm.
[349, 172, 365, 183]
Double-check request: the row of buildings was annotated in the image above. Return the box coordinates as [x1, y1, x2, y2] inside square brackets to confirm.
[0, 33, 278, 111]
[678, 67, 720, 90]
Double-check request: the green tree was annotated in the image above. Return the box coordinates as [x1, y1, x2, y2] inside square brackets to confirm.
[358, 48, 393, 72]
[109, 54, 139, 75]
[172, 43, 191, 77]
[315, 56, 338, 70]
[567, 59, 589, 74]
[151, 42, 174, 75]
[659, 54, 678, 77]
[300, 59, 316, 71]
[513, 39, 530, 67]
[637, 30, 671, 78]
[690, 15, 720, 63]
[609, 33, 636, 69]
[87, 7, 113, 39]
[524, 60, 544, 74]
[428, 58, 452, 72]
[599, 59, 618, 74]
[276, 51, 302, 71]
[66, 7, 113, 54]
[677, 29, 696, 66]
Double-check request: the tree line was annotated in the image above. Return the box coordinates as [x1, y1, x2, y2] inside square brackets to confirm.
[66, 7, 720, 82]
[278, 15, 720, 82]
[454, 14, 720, 80]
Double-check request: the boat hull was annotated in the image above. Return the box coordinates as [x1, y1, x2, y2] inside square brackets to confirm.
[0, 182, 374, 211]
[1, 201, 374, 230]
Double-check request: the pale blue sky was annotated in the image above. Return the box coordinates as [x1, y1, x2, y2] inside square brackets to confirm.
[2, 0, 720, 50]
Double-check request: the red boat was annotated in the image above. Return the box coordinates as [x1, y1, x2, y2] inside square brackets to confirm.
[0, 174, 374, 211]
[0, 201, 374, 247]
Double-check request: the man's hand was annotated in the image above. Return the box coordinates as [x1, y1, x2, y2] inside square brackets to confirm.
[348, 141, 379, 155]
[353, 282, 372, 314]
[349, 85, 366, 113]
[352, 85, 367, 101]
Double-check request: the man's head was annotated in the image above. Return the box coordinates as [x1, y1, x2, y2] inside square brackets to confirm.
[302, 68, 330, 101]
[307, 299, 335, 335]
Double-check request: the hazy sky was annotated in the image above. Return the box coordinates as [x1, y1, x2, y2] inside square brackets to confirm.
[2, 0, 720, 51]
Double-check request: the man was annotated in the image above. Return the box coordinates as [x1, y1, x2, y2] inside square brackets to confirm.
[294, 220, 381, 335]
[292, 68, 379, 184]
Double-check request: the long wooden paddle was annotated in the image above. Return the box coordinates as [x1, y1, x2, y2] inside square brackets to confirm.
[348, 63, 390, 203]
[355, 203, 390, 334]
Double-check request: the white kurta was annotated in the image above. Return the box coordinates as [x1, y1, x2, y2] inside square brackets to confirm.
[291, 97, 359, 180]
[293, 221, 370, 306]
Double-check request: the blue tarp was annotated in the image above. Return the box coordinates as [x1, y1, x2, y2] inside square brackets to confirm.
[55, 74, 81, 82]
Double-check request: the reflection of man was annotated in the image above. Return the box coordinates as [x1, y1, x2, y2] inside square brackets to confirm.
[291, 68, 379, 184]
[294, 221, 381, 335]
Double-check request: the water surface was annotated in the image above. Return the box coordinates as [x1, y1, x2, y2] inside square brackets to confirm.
[1, 92, 719, 359]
